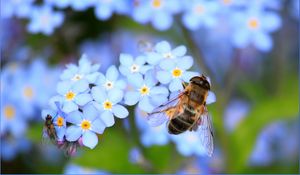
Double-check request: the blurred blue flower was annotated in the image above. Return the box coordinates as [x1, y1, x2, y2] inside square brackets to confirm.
[170, 130, 207, 156]
[119, 53, 152, 77]
[65, 104, 106, 149]
[157, 56, 198, 92]
[1, 137, 31, 161]
[44, 0, 70, 9]
[132, 0, 181, 30]
[91, 88, 128, 127]
[69, 0, 95, 11]
[177, 156, 210, 174]
[54, 79, 92, 113]
[224, 100, 250, 132]
[146, 41, 187, 66]
[289, 0, 299, 20]
[60, 54, 100, 84]
[241, 0, 283, 11]
[93, 0, 129, 20]
[27, 5, 64, 35]
[64, 163, 108, 174]
[181, 0, 220, 30]
[124, 72, 169, 112]
[135, 107, 170, 146]
[0, 0, 34, 18]
[94, 65, 126, 92]
[231, 8, 281, 52]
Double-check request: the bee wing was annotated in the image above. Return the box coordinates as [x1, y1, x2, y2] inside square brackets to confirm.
[147, 92, 185, 127]
[198, 110, 214, 157]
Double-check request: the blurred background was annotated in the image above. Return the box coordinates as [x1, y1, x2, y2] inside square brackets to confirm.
[1, 0, 299, 174]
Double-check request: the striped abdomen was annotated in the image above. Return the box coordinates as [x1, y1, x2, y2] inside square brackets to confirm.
[168, 107, 196, 135]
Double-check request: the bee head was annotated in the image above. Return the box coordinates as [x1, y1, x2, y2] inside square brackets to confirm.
[46, 114, 52, 120]
[190, 75, 211, 90]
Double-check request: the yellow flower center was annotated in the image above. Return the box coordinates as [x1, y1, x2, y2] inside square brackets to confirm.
[172, 68, 182, 78]
[23, 86, 34, 100]
[104, 81, 114, 90]
[130, 64, 140, 73]
[194, 4, 205, 14]
[103, 100, 113, 110]
[71, 74, 83, 81]
[4, 105, 15, 119]
[81, 120, 91, 130]
[248, 18, 259, 29]
[152, 0, 162, 8]
[57, 116, 64, 127]
[65, 91, 76, 101]
[139, 85, 150, 96]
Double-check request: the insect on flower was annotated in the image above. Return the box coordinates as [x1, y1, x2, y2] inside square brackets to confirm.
[147, 75, 216, 156]
[43, 114, 57, 143]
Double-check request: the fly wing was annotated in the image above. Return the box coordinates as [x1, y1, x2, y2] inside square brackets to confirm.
[198, 109, 214, 157]
[147, 92, 185, 127]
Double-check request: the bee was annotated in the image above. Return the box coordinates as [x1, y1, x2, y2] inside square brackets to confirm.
[147, 75, 216, 156]
[43, 114, 57, 143]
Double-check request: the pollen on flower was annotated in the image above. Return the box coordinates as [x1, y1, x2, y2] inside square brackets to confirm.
[4, 105, 15, 119]
[71, 74, 83, 81]
[139, 85, 150, 96]
[163, 52, 173, 59]
[152, 0, 162, 8]
[172, 68, 182, 78]
[81, 119, 91, 130]
[194, 4, 205, 14]
[103, 100, 113, 110]
[130, 64, 140, 73]
[65, 91, 76, 101]
[104, 81, 114, 90]
[23, 86, 34, 99]
[248, 18, 259, 29]
[57, 116, 64, 127]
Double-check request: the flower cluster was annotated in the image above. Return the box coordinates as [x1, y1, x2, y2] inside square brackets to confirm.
[1, 0, 286, 52]
[42, 40, 206, 154]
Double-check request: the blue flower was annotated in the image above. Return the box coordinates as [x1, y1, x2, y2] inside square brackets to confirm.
[224, 100, 249, 133]
[119, 53, 152, 76]
[1, 137, 31, 161]
[124, 72, 169, 112]
[181, 0, 220, 30]
[65, 104, 106, 149]
[146, 41, 187, 66]
[53, 79, 92, 113]
[290, 0, 299, 20]
[132, 0, 181, 30]
[230, 8, 281, 52]
[60, 54, 100, 84]
[69, 0, 95, 11]
[94, 65, 126, 92]
[0, 0, 34, 18]
[156, 56, 199, 92]
[27, 5, 64, 35]
[170, 130, 208, 156]
[135, 107, 170, 147]
[64, 163, 108, 174]
[93, 0, 130, 20]
[91, 88, 128, 127]
[44, 0, 71, 9]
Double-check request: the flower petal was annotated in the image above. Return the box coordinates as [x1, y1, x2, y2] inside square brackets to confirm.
[66, 125, 82, 142]
[100, 111, 115, 127]
[106, 65, 119, 81]
[95, 73, 106, 85]
[91, 118, 106, 134]
[150, 86, 169, 95]
[169, 79, 183, 92]
[182, 71, 199, 82]
[124, 91, 140, 105]
[82, 131, 98, 149]
[91, 86, 106, 102]
[157, 71, 172, 84]
[206, 91, 216, 105]
[83, 104, 99, 121]
[159, 59, 175, 71]
[135, 56, 146, 65]
[112, 105, 129, 119]
[66, 110, 83, 124]
[138, 97, 154, 113]
[74, 93, 92, 106]
[108, 89, 123, 104]
[72, 79, 89, 93]
[177, 56, 193, 70]
[127, 74, 143, 88]
[155, 41, 171, 53]
[172, 45, 187, 57]
[119, 53, 133, 67]
[57, 81, 71, 95]
[62, 101, 78, 113]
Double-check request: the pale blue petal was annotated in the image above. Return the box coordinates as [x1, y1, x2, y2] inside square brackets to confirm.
[66, 125, 82, 141]
[57, 81, 71, 95]
[55, 126, 66, 141]
[91, 101, 104, 112]
[49, 96, 64, 110]
[106, 65, 119, 81]
[119, 54, 133, 67]
[232, 30, 250, 48]
[169, 79, 183, 92]
[115, 79, 126, 90]
[95, 4, 112, 20]
[112, 105, 129, 119]
[135, 56, 146, 65]
[82, 131, 98, 149]
[66, 110, 83, 124]
[108, 89, 123, 104]
[182, 13, 201, 30]
[155, 41, 171, 53]
[157, 71, 172, 84]
[146, 52, 162, 65]
[172, 45, 187, 57]
[261, 12, 281, 32]
[159, 59, 175, 71]
[182, 71, 199, 82]
[100, 111, 115, 127]
[95, 73, 106, 85]
[91, 86, 107, 102]
[85, 72, 100, 84]
[150, 86, 169, 95]
[152, 12, 173, 31]
[72, 79, 89, 93]
[41, 109, 56, 120]
[150, 95, 168, 106]
[253, 32, 272, 52]
[138, 97, 154, 113]
[206, 91, 216, 104]
[74, 93, 92, 106]
[119, 65, 130, 76]
[144, 71, 157, 87]
[140, 65, 153, 74]
[177, 56, 193, 70]
[83, 104, 98, 121]
[127, 74, 143, 88]
[62, 101, 78, 113]
[124, 91, 140, 105]
[91, 118, 105, 134]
